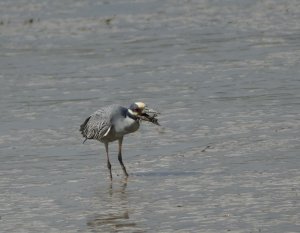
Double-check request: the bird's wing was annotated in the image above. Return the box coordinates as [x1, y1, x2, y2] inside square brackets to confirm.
[80, 105, 117, 141]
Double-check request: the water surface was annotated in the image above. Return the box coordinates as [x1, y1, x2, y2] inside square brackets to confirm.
[0, 0, 300, 232]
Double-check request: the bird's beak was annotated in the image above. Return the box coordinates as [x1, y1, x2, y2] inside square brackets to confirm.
[139, 106, 160, 126]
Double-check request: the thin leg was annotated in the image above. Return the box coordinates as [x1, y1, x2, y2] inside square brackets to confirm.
[105, 142, 112, 180]
[118, 137, 128, 177]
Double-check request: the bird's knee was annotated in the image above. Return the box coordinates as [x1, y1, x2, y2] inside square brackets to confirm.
[107, 161, 112, 170]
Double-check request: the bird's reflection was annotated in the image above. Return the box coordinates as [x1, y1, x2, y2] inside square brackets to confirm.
[86, 211, 134, 229]
[87, 178, 141, 232]
[108, 178, 127, 197]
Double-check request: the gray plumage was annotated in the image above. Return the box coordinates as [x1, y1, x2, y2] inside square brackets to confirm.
[80, 104, 139, 143]
[80, 103, 156, 180]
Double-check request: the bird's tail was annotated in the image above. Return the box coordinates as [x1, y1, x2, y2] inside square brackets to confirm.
[80, 116, 91, 141]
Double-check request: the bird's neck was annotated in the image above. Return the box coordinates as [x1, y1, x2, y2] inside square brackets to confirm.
[127, 109, 139, 121]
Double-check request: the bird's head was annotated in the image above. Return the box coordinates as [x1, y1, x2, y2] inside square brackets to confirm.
[128, 102, 146, 116]
[128, 102, 160, 125]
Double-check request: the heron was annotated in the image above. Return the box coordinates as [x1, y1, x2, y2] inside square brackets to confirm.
[80, 102, 159, 179]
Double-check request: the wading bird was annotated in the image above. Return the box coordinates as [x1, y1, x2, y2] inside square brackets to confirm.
[80, 102, 159, 179]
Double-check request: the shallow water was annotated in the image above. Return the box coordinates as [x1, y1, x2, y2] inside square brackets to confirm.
[0, 0, 300, 232]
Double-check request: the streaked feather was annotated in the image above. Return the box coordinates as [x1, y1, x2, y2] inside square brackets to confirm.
[80, 105, 119, 142]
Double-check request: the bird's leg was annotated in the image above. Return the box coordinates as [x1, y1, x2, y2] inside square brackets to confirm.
[118, 137, 128, 177]
[105, 142, 112, 180]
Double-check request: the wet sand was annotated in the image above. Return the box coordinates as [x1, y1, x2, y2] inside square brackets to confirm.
[0, 0, 300, 232]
